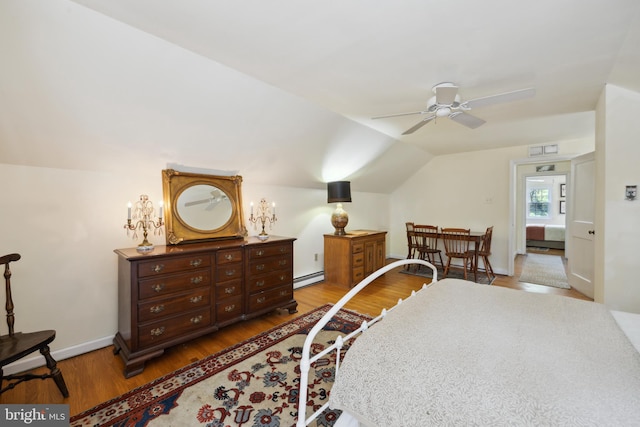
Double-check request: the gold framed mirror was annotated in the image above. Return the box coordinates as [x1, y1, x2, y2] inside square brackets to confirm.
[162, 169, 246, 244]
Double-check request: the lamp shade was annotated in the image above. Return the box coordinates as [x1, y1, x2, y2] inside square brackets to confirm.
[327, 181, 352, 203]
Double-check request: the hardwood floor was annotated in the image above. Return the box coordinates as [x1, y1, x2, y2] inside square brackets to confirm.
[1, 251, 589, 415]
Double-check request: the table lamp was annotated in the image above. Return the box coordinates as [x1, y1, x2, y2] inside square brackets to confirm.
[327, 181, 352, 235]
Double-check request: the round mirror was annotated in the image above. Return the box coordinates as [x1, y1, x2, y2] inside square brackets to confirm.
[176, 184, 233, 231]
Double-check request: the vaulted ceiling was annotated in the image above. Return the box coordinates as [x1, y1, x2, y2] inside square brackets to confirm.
[3, 1, 640, 193]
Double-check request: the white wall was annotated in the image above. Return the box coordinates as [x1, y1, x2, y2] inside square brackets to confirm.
[596, 84, 640, 312]
[0, 162, 388, 361]
[390, 141, 593, 276]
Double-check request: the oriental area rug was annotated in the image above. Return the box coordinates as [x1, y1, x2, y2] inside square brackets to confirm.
[519, 253, 570, 289]
[70, 305, 371, 427]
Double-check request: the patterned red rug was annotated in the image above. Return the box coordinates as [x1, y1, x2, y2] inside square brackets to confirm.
[70, 305, 371, 427]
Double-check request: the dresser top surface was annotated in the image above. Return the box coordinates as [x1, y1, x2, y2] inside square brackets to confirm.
[115, 235, 295, 260]
[324, 230, 387, 239]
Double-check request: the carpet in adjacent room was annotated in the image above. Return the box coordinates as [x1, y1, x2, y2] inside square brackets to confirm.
[519, 253, 570, 289]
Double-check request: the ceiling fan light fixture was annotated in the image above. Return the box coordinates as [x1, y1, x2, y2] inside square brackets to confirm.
[436, 107, 451, 117]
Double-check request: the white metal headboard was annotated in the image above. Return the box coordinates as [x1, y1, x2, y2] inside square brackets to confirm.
[296, 259, 438, 427]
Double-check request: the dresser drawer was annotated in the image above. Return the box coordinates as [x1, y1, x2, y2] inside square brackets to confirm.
[247, 270, 292, 293]
[247, 243, 291, 260]
[138, 270, 210, 299]
[352, 242, 364, 253]
[137, 254, 211, 278]
[138, 288, 210, 323]
[216, 295, 243, 323]
[248, 256, 292, 276]
[352, 267, 365, 284]
[215, 279, 242, 299]
[216, 262, 243, 283]
[217, 249, 243, 265]
[352, 252, 364, 267]
[138, 308, 211, 347]
[248, 285, 294, 312]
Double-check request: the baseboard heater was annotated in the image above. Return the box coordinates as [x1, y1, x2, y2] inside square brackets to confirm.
[294, 271, 324, 289]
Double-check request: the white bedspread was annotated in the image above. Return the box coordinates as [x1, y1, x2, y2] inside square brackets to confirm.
[329, 279, 640, 426]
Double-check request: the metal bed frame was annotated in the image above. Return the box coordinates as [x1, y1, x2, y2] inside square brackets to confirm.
[296, 258, 438, 427]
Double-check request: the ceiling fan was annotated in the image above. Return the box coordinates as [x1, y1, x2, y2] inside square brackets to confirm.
[372, 82, 535, 135]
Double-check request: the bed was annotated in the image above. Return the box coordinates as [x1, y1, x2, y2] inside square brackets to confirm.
[526, 224, 565, 249]
[296, 259, 640, 427]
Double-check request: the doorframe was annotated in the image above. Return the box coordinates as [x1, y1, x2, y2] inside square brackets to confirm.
[508, 155, 577, 276]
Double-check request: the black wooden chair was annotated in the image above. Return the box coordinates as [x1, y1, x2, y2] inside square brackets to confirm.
[0, 253, 69, 397]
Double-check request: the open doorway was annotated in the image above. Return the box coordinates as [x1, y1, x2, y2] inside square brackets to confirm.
[524, 175, 566, 253]
[509, 158, 572, 276]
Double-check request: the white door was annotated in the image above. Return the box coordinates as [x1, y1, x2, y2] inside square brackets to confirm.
[567, 152, 595, 298]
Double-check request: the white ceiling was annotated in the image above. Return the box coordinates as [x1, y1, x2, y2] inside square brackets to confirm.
[70, 0, 640, 156]
[3, 1, 640, 194]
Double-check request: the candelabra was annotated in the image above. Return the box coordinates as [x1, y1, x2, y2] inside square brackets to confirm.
[248, 198, 277, 241]
[124, 194, 164, 252]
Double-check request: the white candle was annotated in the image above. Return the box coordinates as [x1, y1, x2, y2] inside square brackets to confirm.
[272, 202, 276, 216]
[127, 202, 132, 219]
[158, 201, 163, 219]
[250, 202, 254, 215]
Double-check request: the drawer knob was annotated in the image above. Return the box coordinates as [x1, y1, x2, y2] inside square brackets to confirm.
[190, 315, 203, 324]
[224, 304, 236, 312]
[279, 247, 286, 253]
[150, 304, 165, 314]
[190, 258, 203, 267]
[256, 296, 266, 304]
[279, 290, 288, 296]
[153, 264, 164, 273]
[225, 269, 236, 276]
[256, 280, 265, 288]
[190, 295, 203, 303]
[279, 275, 285, 281]
[225, 254, 233, 261]
[191, 276, 203, 284]
[278, 260, 287, 266]
[150, 327, 165, 337]
[256, 250, 265, 256]
[256, 264, 265, 271]
[152, 283, 166, 293]
[225, 286, 236, 294]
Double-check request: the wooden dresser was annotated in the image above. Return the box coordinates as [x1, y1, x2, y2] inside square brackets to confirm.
[113, 236, 296, 377]
[324, 230, 387, 287]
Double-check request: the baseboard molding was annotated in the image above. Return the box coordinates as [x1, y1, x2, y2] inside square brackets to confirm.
[6, 274, 324, 374]
[3, 335, 114, 375]
[9, 261, 508, 375]
[293, 271, 324, 289]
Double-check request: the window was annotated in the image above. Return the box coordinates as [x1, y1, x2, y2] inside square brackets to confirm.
[528, 188, 550, 218]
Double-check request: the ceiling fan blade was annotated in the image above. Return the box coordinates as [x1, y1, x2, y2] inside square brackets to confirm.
[449, 112, 486, 129]
[464, 87, 535, 110]
[372, 110, 428, 120]
[402, 116, 436, 135]
[435, 84, 458, 105]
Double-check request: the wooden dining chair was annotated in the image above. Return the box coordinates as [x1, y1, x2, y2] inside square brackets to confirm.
[440, 228, 474, 280]
[0, 253, 69, 397]
[476, 226, 495, 280]
[405, 222, 418, 262]
[413, 224, 444, 269]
